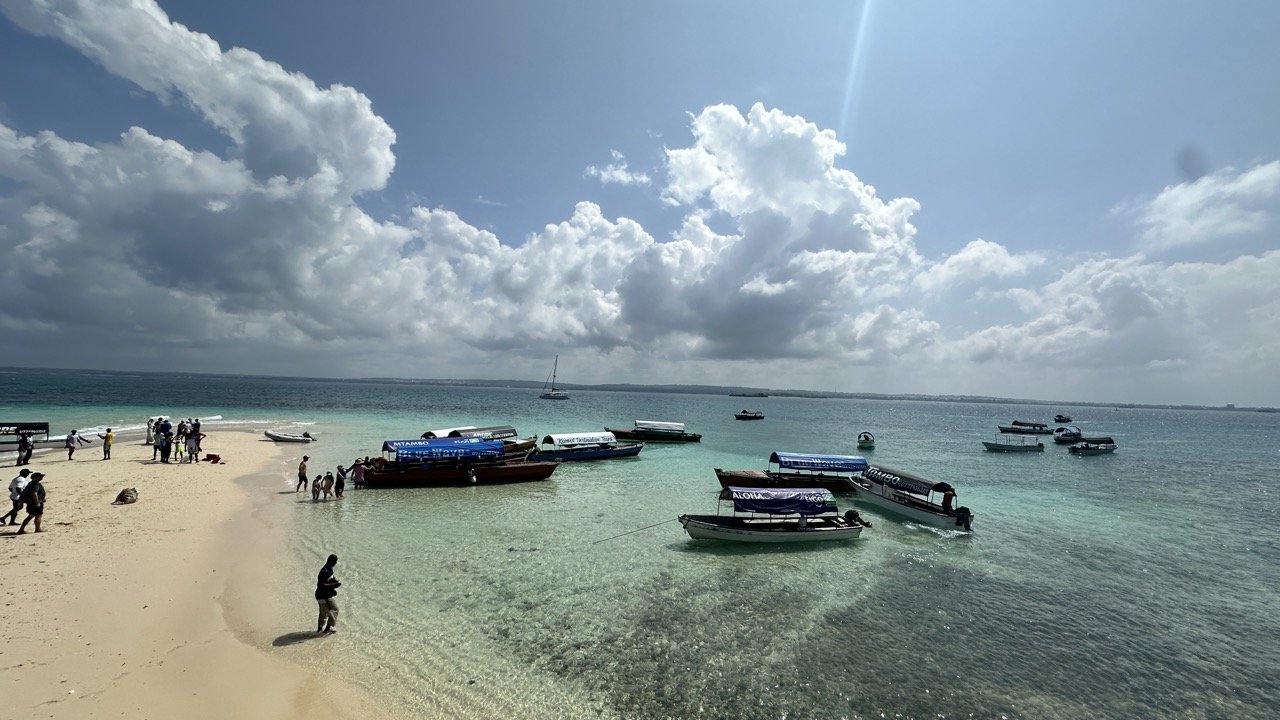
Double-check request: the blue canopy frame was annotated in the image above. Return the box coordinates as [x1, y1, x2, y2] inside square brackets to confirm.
[769, 451, 868, 473]
[381, 437, 505, 460]
[721, 486, 837, 516]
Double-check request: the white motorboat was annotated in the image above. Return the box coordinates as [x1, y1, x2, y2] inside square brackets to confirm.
[679, 486, 869, 543]
[851, 465, 974, 531]
[1069, 438, 1117, 455]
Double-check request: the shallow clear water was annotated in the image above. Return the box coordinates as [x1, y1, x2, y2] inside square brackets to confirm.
[3, 369, 1278, 718]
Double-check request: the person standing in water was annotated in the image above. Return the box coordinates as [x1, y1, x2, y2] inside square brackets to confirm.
[314, 554, 341, 633]
[296, 455, 310, 492]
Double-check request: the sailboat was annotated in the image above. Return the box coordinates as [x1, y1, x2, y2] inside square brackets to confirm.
[539, 355, 570, 400]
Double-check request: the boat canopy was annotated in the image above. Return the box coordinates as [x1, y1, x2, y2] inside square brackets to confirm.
[769, 452, 869, 473]
[420, 425, 477, 439]
[1011, 420, 1048, 428]
[448, 425, 518, 440]
[635, 420, 685, 432]
[721, 486, 837, 516]
[863, 465, 953, 496]
[382, 437, 505, 460]
[1081, 436, 1115, 444]
[540, 432, 616, 447]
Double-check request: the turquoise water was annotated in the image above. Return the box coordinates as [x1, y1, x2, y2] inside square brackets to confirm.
[3, 369, 1278, 718]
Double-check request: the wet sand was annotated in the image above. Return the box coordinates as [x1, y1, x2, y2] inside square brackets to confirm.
[0, 430, 400, 719]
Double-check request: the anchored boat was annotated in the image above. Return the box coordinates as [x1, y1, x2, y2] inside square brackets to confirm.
[528, 432, 643, 461]
[982, 435, 1045, 452]
[605, 420, 702, 442]
[851, 465, 974, 531]
[679, 486, 870, 543]
[714, 451, 869, 492]
[363, 437, 558, 488]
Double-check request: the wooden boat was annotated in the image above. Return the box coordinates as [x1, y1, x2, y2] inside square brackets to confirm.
[997, 420, 1052, 434]
[851, 465, 973, 531]
[982, 435, 1045, 452]
[1069, 438, 1117, 456]
[856, 431, 875, 450]
[363, 437, 559, 488]
[528, 432, 643, 461]
[605, 420, 702, 442]
[734, 409, 765, 420]
[539, 355, 570, 399]
[679, 486, 869, 543]
[714, 451, 869, 492]
[1054, 414, 1072, 423]
[264, 430, 314, 443]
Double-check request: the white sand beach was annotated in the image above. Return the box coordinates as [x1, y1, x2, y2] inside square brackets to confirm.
[0, 430, 400, 719]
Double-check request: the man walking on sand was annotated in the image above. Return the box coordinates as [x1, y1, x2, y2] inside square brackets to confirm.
[4, 468, 30, 525]
[296, 455, 310, 492]
[17, 471, 46, 534]
[315, 554, 341, 633]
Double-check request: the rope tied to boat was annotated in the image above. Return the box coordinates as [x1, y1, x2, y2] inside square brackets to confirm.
[590, 518, 677, 544]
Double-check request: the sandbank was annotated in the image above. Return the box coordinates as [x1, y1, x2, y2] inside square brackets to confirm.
[0, 430, 400, 719]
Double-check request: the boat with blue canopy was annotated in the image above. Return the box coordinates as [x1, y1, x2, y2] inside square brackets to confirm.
[714, 451, 870, 491]
[850, 464, 974, 531]
[678, 486, 870, 543]
[365, 436, 558, 488]
[528, 432, 644, 462]
[418, 425, 535, 455]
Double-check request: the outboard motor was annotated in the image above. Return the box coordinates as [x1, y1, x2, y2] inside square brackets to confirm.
[954, 506, 973, 532]
[843, 509, 872, 528]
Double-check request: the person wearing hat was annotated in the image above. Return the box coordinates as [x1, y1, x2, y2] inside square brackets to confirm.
[17, 471, 46, 534]
[3, 468, 31, 525]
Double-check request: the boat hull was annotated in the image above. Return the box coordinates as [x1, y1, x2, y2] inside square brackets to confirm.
[364, 460, 559, 488]
[851, 479, 973, 530]
[264, 431, 312, 443]
[997, 425, 1052, 435]
[714, 468, 857, 492]
[982, 441, 1044, 452]
[529, 443, 643, 462]
[1069, 445, 1116, 456]
[678, 514, 862, 543]
[606, 427, 702, 442]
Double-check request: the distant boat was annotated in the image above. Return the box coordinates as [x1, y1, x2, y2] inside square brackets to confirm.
[856, 431, 875, 450]
[1069, 438, 1117, 456]
[734, 409, 765, 420]
[998, 420, 1052, 434]
[1054, 414, 1072, 423]
[606, 420, 701, 442]
[982, 435, 1045, 452]
[539, 355, 570, 400]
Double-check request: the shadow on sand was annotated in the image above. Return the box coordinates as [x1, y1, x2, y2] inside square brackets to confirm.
[272, 631, 326, 646]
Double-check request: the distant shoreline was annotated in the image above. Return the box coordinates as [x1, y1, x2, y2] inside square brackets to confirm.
[2, 365, 1275, 414]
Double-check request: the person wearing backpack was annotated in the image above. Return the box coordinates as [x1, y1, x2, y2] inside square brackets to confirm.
[17, 471, 46, 534]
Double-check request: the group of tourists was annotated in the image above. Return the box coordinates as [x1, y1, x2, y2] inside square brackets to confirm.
[146, 417, 205, 464]
[295, 456, 369, 501]
[5, 468, 46, 534]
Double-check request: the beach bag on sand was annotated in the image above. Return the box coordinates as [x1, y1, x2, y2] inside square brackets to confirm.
[204, 454, 221, 463]
[112, 488, 139, 505]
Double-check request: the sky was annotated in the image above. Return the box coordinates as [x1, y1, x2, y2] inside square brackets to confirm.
[1, 0, 1279, 406]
